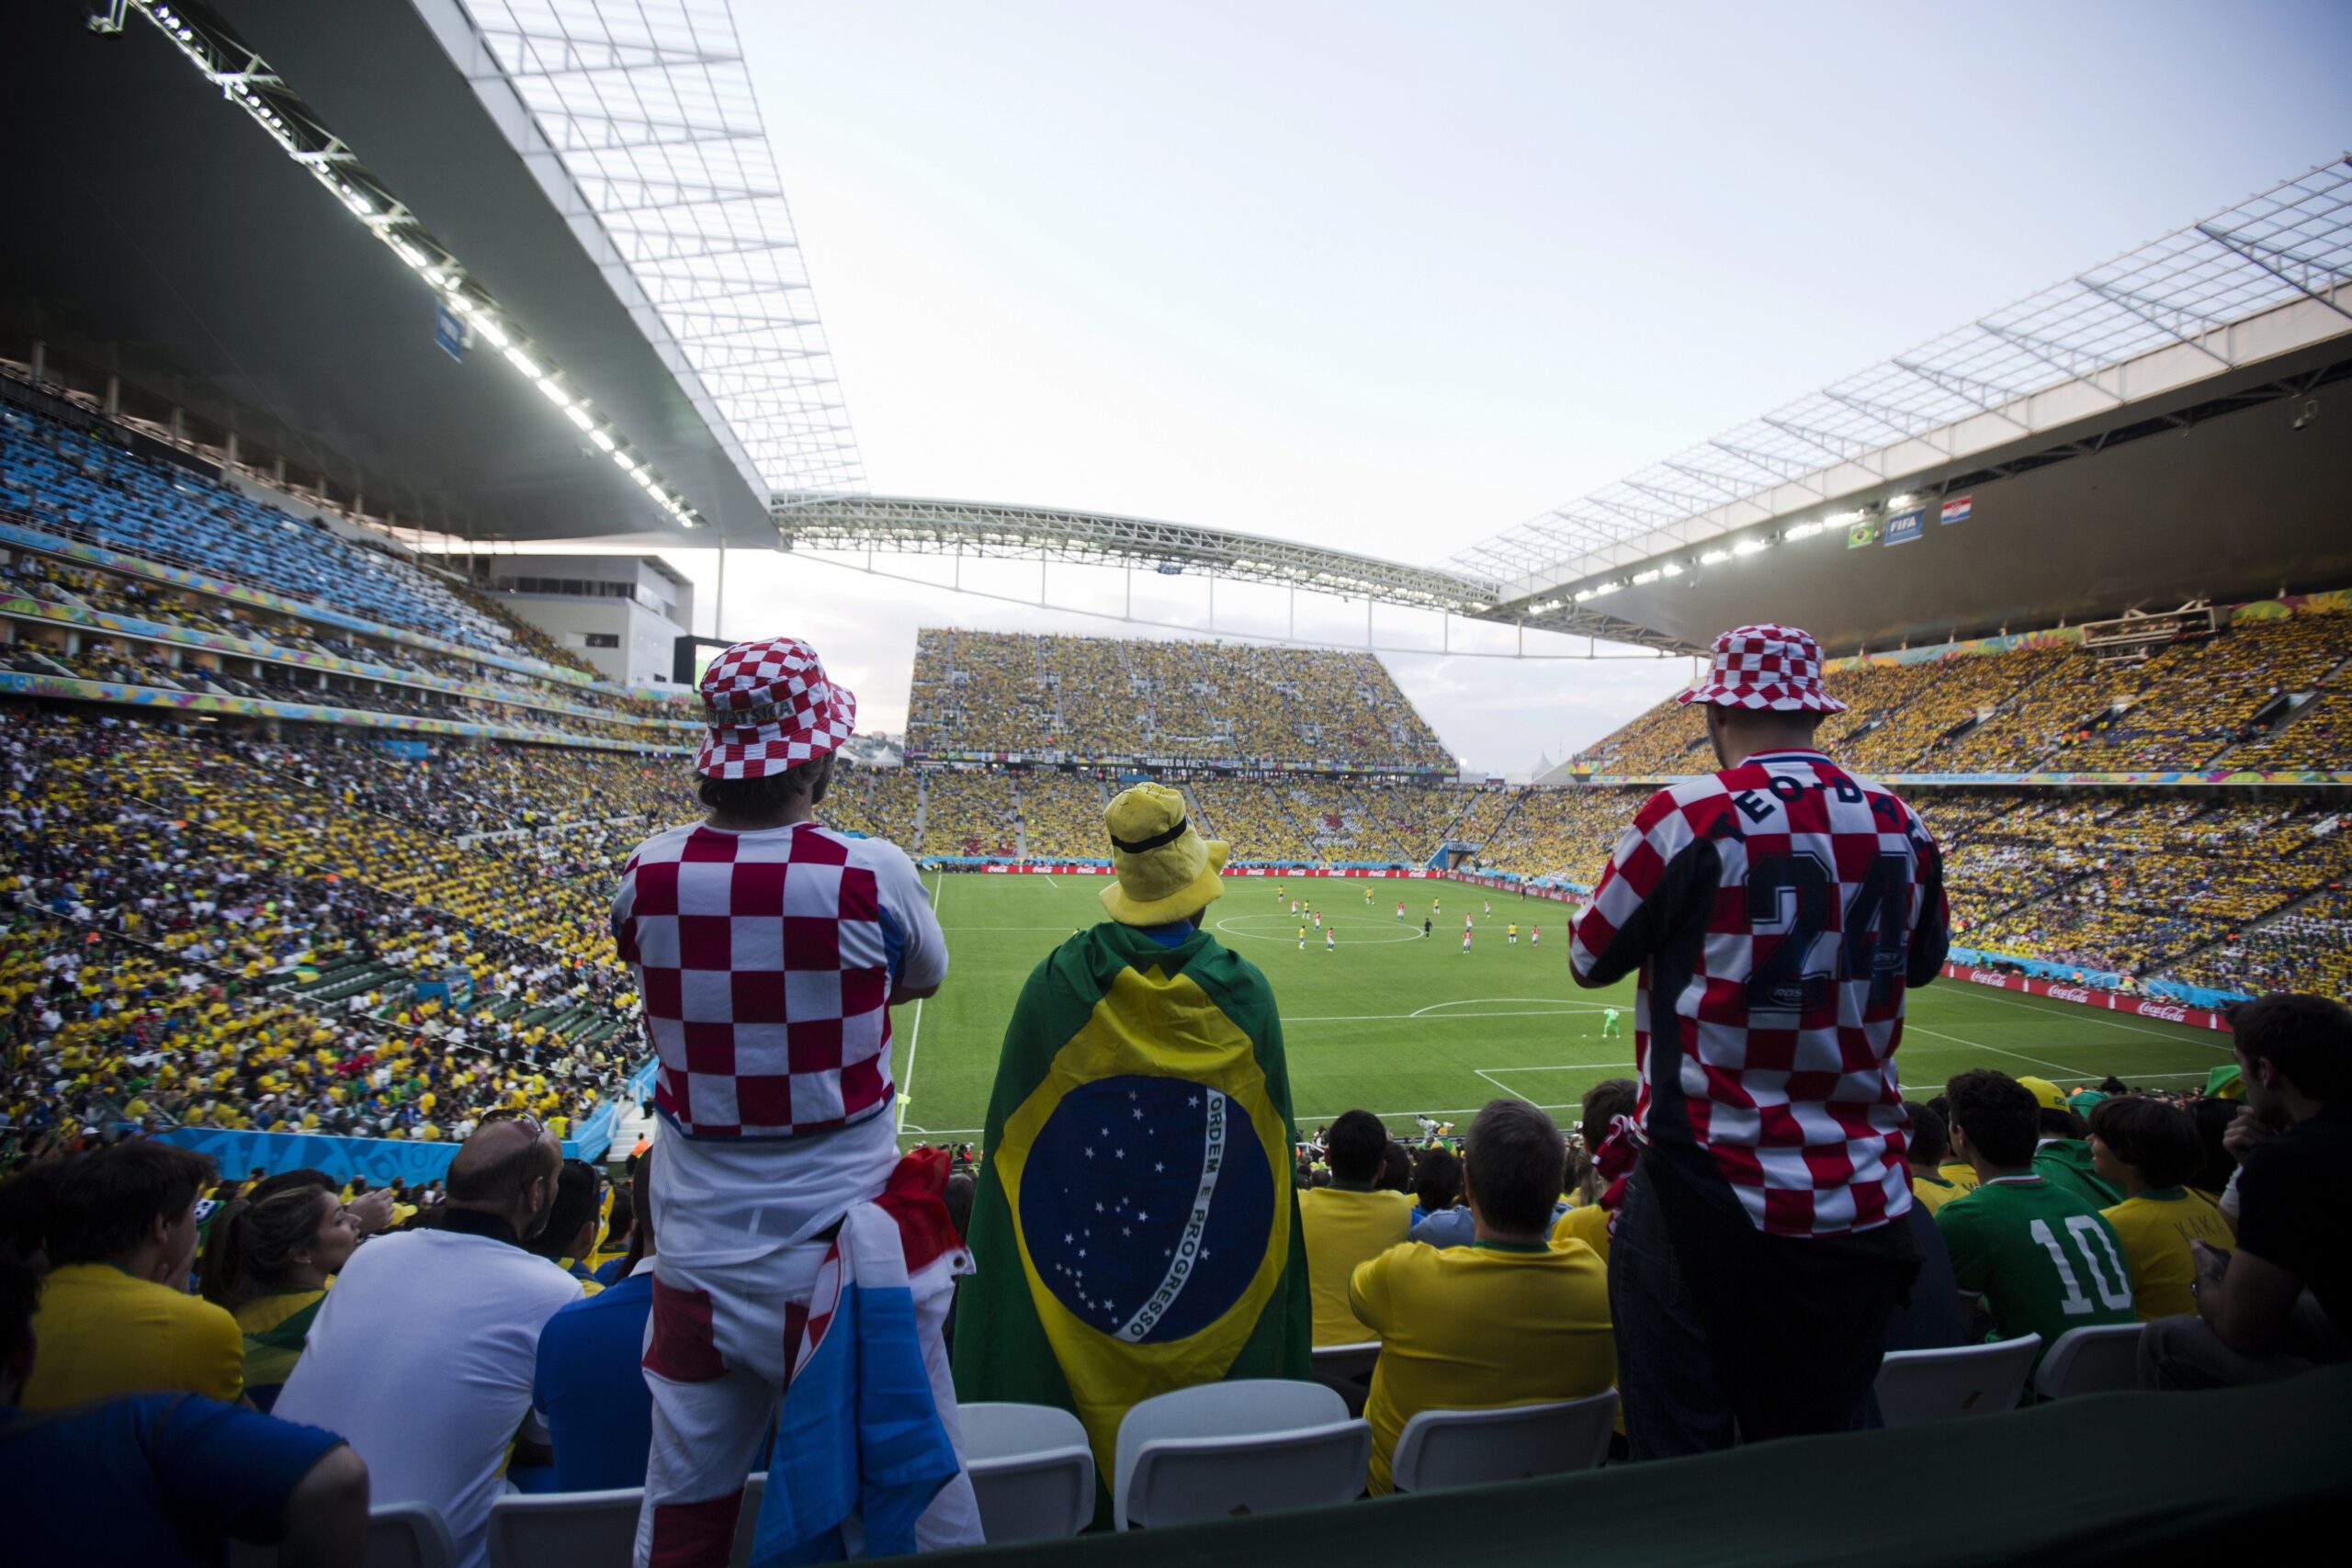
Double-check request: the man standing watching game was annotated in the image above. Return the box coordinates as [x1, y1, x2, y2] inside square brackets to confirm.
[610, 637, 978, 1564]
[1570, 623, 1949, 1455]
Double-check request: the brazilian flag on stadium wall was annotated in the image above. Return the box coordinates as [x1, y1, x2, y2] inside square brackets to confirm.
[951, 921, 1310, 1519]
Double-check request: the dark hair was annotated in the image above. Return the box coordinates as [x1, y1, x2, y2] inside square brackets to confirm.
[1464, 1099, 1565, 1235]
[619, 1158, 655, 1275]
[2188, 1096, 2240, 1197]
[1905, 1100, 1949, 1168]
[2229, 994, 2352, 1102]
[200, 1186, 335, 1305]
[2040, 1107, 2088, 1140]
[2098, 1077, 2128, 1095]
[246, 1168, 335, 1206]
[944, 1174, 976, 1243]
[1325, 1111, 1389, 1183]
[603, 1188, 636, 1251]
[0, 1250, 37, 1371]
[1413, 1147, 1463, 1213]
[696, 753, 831, 816]
[1944, 1070, 2039, 1170]
[44, 1144, 216, 1266]
[1580, 1077, 1637, 1148]
[1379, 1142, 1413, 1193]
[0, 1163, 71, 1264]
[528, 1161, 603, 1261]
[2088, 1097, 2205, 1190]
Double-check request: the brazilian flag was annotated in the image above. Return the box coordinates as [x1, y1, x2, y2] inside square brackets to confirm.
[951, 921, 1310, 1518]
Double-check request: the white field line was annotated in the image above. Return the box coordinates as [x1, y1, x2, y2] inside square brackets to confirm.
[1903, 1022, 2096, 1081]
[897, 870, 944, 1133]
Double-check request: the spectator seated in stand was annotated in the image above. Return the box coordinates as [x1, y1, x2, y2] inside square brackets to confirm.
[20, 1141, 243, 1409]
[1298, 1109, 1414, 1343]
[2021, 1076, 2124, 1209]
[0, 1252, 371, 1568]
[522, 1157, 606, 1296]
[271, 1116, 582, 1568]
[2142, 995, 2352, 1389]
[533, 1157, 657, 1493]
[1549, 1078, 1638, 1263]
[1408, 1145, 1462, 1228]
[1937, 1069, 2136, 1375]
[2087, 1094, 2234, 1321]
[198, 1171, 378, 1412]
[1905, 1100, 1966, 1215]
[1349, 1100, 1615, 1495]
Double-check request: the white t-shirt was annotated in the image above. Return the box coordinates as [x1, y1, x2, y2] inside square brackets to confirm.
[273, 1225, 583, 1568]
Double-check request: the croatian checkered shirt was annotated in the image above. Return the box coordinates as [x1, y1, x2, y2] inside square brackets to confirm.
[1568, 750, 1950, 1237]
[613, 821, 945, 1139]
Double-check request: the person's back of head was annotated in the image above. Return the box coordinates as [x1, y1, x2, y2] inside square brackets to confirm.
[2188, 1095, 2240, 1195]
[528, 1161, 603, 1262]
[1325, 1110, 1388, 1184]
[199, 1183, 340, 1306]
[0, 1162, 70, 1266]
[1379, 1141, 1412, 1193]
[44, 1143, 215, 1268]
[1944, 1070, 2039, 1174]
[2228, 993, 2352, 1111]
[1464, 1100, 1565, 1239]
[943, 1174, 975, 1243]
[445, 1120, 562, 1240]
[1579, 1077, 1637, 1150]
[1905, 1100, 1949, 1170]
[2087, 1096, 2205, 1190]
[1413, 1147, 1462, 1213]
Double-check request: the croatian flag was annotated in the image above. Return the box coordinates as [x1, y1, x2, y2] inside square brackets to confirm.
[1940, 495, 1972, 525]
[751, 1156, 971, 1566]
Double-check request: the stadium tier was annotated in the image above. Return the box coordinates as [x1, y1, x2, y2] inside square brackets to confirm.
[907, 626, 1455, 769]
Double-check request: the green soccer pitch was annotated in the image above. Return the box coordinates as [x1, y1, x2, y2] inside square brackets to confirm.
[884, 873, 2237, 1145]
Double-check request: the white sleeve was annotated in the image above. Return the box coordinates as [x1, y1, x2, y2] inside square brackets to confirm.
[2218, 1165, 2243, 1224]
[871, 841, 948, 992]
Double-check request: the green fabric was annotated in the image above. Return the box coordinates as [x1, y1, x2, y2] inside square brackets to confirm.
[951, 921, 1310, 1527]
[1937, 1176, 2136, 1366]
[2034, 1139, 2125, 1208]
[2207, 1063, 2245, 1099]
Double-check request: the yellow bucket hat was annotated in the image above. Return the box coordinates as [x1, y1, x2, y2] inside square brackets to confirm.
[1099, 783, 1228, 927]
[2015, 1076, 2070, 1113]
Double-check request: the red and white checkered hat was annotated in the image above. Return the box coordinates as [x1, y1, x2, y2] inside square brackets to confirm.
[1676, 623, 1848, 713]
[694, 636, 858, 779]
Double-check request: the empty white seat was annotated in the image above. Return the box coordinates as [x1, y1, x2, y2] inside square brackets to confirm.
[230, 1501, 456, 1568]
[1874, 1335, 2042, 1427]
[1387, 1391, 1620, 1495]
[960, 1402, 1096, 1541]
[729, 1473, 767, 1568]
[2035, 1322, 2146, 1400]
[1113, 1379, 1369, 1530]
[487, 1487, 641, 1568]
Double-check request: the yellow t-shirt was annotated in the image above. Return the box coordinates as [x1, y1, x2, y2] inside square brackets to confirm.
[2101, 1187, 2233, 1321]
[1911, 1171, 1967, 1215]
[1349, 1239, 1615, 1495]
[22, 1262, 243, 1409]
[1548, 1200, 1611, 1266]
[1298, 1186, 1414, 1346]
[1938, 1162, 1982, 1194]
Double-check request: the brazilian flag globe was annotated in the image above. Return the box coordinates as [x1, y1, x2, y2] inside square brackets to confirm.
[951, 919, 1310, 1514]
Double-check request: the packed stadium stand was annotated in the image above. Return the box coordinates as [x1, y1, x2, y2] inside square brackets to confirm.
[907, 627, 1454, 768]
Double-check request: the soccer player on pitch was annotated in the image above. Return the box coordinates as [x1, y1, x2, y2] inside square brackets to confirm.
[1568, 624, 1949, 1457]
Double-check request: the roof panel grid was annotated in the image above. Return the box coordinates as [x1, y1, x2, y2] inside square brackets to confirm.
[458, 0, 863, 495]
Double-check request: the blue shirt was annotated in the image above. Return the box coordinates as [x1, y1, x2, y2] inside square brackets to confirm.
[1409, 1201, 1571, 1249]
[0, 1393, 345, 1568]
[534, 1269, 657, 1492]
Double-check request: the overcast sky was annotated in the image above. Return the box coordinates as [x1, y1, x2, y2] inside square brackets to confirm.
[619, 0, 2351, 775]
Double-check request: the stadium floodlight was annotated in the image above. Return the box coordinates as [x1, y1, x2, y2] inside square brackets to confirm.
[1632, 569, 1662, 584]
[1699, 548, 1731, 565]
[1733, 539, 1768, 557]
[1782, 522, 1823, 540]
[120, 0, 707, 531]
[1659, 561, 1683, 576]
[1888, 493, 1917, 508]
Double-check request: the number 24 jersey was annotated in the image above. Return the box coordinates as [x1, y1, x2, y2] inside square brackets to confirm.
[1568, 748, 1951, 1238]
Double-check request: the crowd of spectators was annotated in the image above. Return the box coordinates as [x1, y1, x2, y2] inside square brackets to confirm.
[919, 768, 1020, 858]
[906, 628, 1453, 768]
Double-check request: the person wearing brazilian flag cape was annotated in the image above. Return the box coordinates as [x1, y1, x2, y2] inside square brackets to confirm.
[953, 784, 1311, 1524]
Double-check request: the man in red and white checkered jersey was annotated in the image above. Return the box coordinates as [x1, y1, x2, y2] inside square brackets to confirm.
[611, 637, 981, 1564]
[1570, 622, 1950, 1457]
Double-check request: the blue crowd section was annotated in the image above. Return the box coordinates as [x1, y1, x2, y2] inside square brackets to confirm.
[0, 404, 522, 656]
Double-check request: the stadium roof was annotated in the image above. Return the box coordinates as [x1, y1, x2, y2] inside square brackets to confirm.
[0, 0, 852, 547]
[1445, 158, 2352, 645]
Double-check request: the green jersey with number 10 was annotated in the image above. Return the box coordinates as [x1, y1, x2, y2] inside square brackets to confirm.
[1937, 1173, 2136, 1365]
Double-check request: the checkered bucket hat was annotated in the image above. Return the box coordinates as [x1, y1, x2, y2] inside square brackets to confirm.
[695, 636, 858, 780]
[1676, 623, 1848, 713]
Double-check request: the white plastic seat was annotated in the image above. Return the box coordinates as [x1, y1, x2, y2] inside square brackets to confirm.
[959, 1402, 1097, 1541]
[487, 1487, 640, 1568]
[729, 1472, 766, 1568]
[1310, 1341, 1381, 1416]
[2034, 1322, 2146, 1399]
[1113, 1379, 1369, 1530]
[1387, 1390, 1620, 1495]
[230, 1501, 455, 1568]
[1874, 1335, 2042, 1427]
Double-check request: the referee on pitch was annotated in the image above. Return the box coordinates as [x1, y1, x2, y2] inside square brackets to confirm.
[1569, 624, 1949, 1455]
